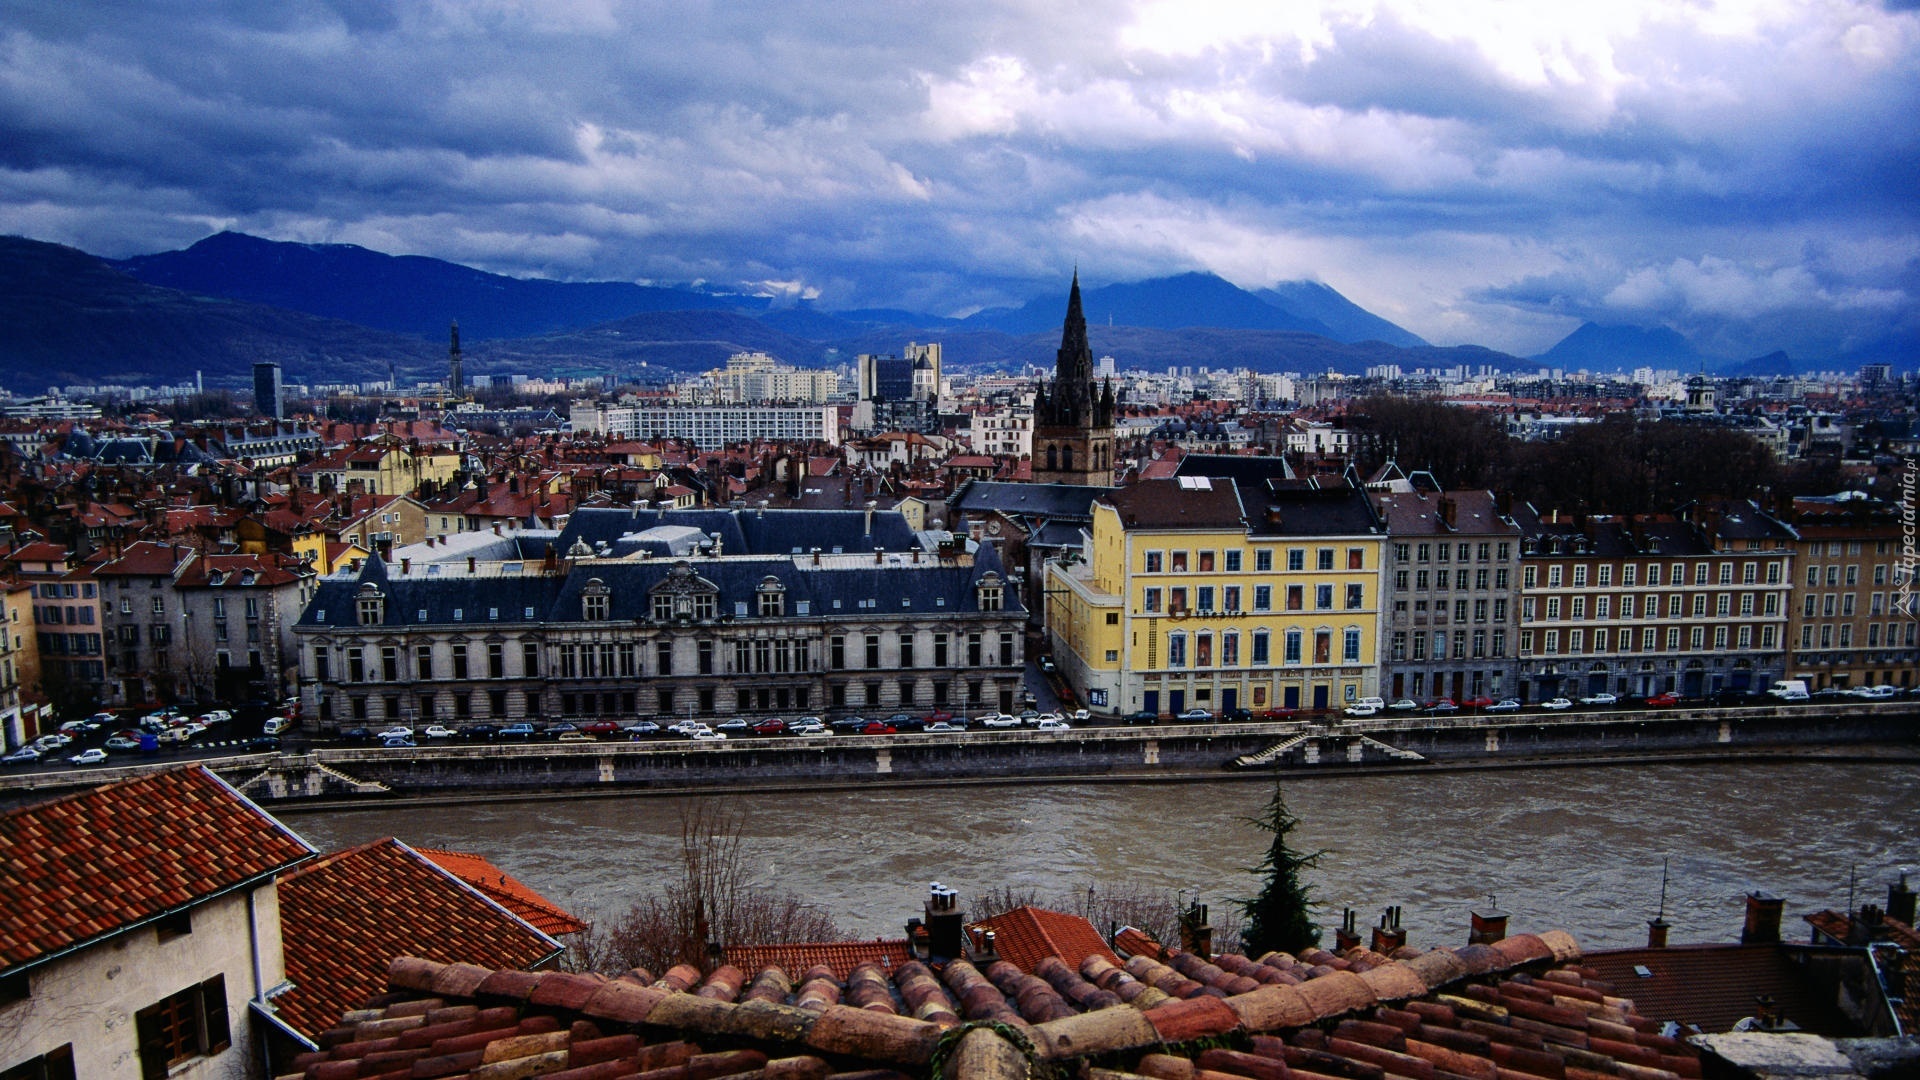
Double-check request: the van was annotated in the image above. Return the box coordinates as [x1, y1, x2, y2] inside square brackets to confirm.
[262, 716, 294, 735]
[1346, 696, 1385, 713]
[1767, 680, 1809, 701]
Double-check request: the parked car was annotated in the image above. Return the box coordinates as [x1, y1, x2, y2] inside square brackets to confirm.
[104, 734, 143, 751]
[1030, 712, 1066, 726]
[376, 726, 414, 741]
[542, 722, 580, 737]
[35, 732, 73, 752]
[339, 727, 375, 742]
[1256, 707, 1299, 721]
[712, 718, 749, 733]
[1424, 699, 1459, 713]
[3, 745, 41, 765]
[830, 715, 870, 732]
[497, 723, 537, 739]
[923, 709, 955, 723]
[580, 720, 622, 736]
[1034, 718, 1071, 731]
[1848, 684, 1897, 699]
[1342, 703, 1379, 717]
[924, 721, 964, 733]
[423, 725, 460, 739]
[789, 718, 827, 736]
[381, 736, 416, 748]
[1540, 697, 1573, 710]
[262, 716, 295, 736]
[1176, 707, 1214, 722]
[1038, 656, 1057, 673]
[246, 736, 282, 752]
[1124, 710, 1161, 724]
[1644, 691, 1682, 708]
[690, 730, 727, 742]
[557, 732, 596, 742]
[859, 721, 897, 735]
[1220, 707, 1253, 722]
[977, 714, 1021, 729]
[1578, 692, 1618, 706]
[752, 718, 788, 736]
[624, 721, 662, 736]
[1485, 698, 1523, 713]
[1460, 696, 1495, 709]
[1070, 709, 1091, 722]
[465, 724, 501, 740]
[883, 713, 915, 727]
[69, 748, 109, 766]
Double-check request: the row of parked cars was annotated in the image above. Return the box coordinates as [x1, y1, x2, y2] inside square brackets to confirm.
[3, 702, 298, 767]
[338, 708, 1092, 746]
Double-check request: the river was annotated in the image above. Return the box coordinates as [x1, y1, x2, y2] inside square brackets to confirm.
[280, 758, 1919, 952]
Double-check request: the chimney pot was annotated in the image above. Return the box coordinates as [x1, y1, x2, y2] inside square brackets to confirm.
[1646, 917, 1670, 949]
[1469, 904, 1509, 945]
[467, 556, 477, 573]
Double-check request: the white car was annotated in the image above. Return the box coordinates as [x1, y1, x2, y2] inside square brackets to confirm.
[376, 726, 414, 740]
[1847, 684, 1897, 699]
[1577, 692, 1618, 706]
[1070, 709, 1090, 722]
[1387, 699, 1419, 711]
[1541, 697, 1573, 710]
[1034, 718, 1072, 731]
[925, 721, 965, 733]
[422, 725, 459, 739]
[790, 719, 828, 736]
[977, 714, 1022, 729]
[1343, 703, 1379, 717]
[69, 748, 109, 766]
[690, 730, 727, 742]
[1031, 712, 1066, 726]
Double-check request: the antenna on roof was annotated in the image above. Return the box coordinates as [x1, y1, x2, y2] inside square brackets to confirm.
[1657, 857, 1669, 921]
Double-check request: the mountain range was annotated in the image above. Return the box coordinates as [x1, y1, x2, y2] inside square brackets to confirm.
[0, 230, 1846, 394]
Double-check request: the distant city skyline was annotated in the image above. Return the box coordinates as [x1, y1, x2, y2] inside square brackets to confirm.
[0, 2, 1914, 362]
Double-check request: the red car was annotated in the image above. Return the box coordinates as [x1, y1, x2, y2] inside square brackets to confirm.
[1459, 696, 1494, 709]
[1256, 707, 1299, 721]
[1645, 691, 1681, 707]
[752, 718, 788, 736]
[860, 721, 897, 735]
[579, 721, 621, 736]
[922, 709, 955, 723]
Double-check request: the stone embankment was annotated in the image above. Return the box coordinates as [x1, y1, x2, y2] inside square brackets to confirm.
[1, 703, 1913, 808]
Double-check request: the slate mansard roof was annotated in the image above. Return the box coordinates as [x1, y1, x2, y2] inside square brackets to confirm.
[1105, 476, 1383, 539]
[300, 542, 1019, 631]
[555, 506, 925, 559]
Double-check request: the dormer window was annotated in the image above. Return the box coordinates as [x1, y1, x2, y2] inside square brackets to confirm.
[582, 578, 611, 621]
[756, 576, 786, 617]
[208, 570, 226, 586]
[977, 571, 1004, 612]
[649, 562, 719, 623]
[355, 584, 385, 626]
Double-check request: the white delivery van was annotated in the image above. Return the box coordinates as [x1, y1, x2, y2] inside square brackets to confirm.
[1767, 680, 1809, 700]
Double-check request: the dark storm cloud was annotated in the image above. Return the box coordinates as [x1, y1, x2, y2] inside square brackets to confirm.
[0, 0, 1915, 357]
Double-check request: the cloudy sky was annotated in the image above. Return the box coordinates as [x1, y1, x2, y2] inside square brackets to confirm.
[2, 0, 1916, 359]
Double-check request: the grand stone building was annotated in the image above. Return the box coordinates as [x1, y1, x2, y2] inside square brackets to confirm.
[296, 507, 1027, 729]
[1374, 488, 1523, 703]
[1031, 275, 1117, 486]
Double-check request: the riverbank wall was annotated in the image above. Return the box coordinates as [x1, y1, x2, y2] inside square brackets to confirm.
[2, 702, 1912, 809]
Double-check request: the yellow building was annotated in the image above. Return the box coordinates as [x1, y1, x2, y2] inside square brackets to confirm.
[1047, 477, 1385, 718]
[305, 437, 461, 498]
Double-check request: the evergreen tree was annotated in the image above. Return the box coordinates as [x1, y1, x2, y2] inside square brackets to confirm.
[1238, 784, 1325, 956]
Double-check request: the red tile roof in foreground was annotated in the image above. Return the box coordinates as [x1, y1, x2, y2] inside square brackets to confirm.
[721, 938, 911, 982]
[0, 766, 314, 973]
[273, 838, 564, 1041]
[416, 847, 589, 936]
[299, 926, 1709, 1080]
[972, 905, 1121, 974]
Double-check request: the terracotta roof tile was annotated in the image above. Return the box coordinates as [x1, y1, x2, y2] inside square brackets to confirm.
[0, 766, 314, 974]
[416, 848, 590, 936]
[272, 839, 564, 1040]
[722, 939, 911, 983]
[971, 906, 1121, 975]
[1578, 944, 1848, 1035]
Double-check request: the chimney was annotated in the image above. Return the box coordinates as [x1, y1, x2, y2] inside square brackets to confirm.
[875, 548, 884, 564]
[400, 558, 410, 575]
[864, 499, 876, 537]
[1180, 902, 1215, 961]
[467, 556, 477, 573]
[1334, 907, 1361, 953]
[1469, 901, 1508, 945]
[1439, 497, 1457, 528]
[1742, 891, 1784, 944]
[923, 883, 966, 963]
[1371, 906, 1406, 954]
[1888, 873, 1916, 925]
[1646, 916, 1670, 949]
[493, 522, 502, 536]
[812, 548, 821, 566]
